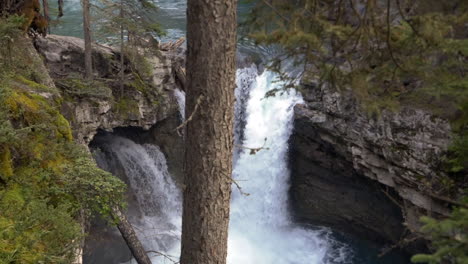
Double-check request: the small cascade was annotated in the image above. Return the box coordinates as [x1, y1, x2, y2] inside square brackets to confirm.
[92, 135, 182, 263]
[173, 88, 186, 120]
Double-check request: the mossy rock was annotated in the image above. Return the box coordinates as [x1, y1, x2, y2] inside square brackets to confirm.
[113, 98, 140, 119]
[0, 146, 14, 181]
[0, 75, 126, 263]
[56, 78, 113, 100]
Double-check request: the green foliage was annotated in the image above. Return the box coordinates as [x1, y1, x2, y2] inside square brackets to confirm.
[0, 198, 80, 264]
[0, 75, 126, 263]
[0, 15, 25, 71]
[244, 0, 468, 120]
[55, 77, 113, 99]
[94, 0, 166, 46]
[445, 135, 468, 174]
[244, 1, 468, 262]
[125, 48, 154, 80]
[14, 75, 56, 94]
[0, 20, 52, 85]
[411, 204, 468, 264]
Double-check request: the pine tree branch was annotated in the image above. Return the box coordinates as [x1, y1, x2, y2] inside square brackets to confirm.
[261, 0, 290, 23]
[378, 235, 421, 257]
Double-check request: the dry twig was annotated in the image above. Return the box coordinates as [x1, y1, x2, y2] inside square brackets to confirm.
[174, 95, 204, 135]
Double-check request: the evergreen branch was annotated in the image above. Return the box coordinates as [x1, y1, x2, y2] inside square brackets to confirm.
[378, 235, 421, 257]
[261, 0, 290, 23]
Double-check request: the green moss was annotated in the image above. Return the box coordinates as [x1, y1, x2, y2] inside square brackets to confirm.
[0, 185, 25, 212]
[56, 78, 113, 100]
[55, 114, 73, 141]
[125, 48, 154, 79]
[114, 98, 140, 119]
[14, 75, 55, 94]
[5, 91, 41, 121]
[0, 75, 126, 262]
[131, 74, 148, 93]
[0, 146, 13, 181]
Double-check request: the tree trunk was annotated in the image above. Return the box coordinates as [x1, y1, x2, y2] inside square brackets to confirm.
[82, 0, 92, 81]
[119, 0, 124, 98]
[180, 0, 237, 263]
[41, 0, 49, 33]
[58, 0, 64, 17]
[112, 207, 152, 264]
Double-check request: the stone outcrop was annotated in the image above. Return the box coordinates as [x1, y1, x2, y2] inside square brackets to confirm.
[34, 35, 184, 145]
[34, 35, 186, 263]
[290, 82, 453, 249]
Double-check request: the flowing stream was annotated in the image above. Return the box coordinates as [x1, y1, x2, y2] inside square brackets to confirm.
[92, 65, 351, 264]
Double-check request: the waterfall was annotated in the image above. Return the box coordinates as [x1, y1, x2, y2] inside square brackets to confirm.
[92, 136, 182, 264]
[228, 66, 350, 264]
[92, 66, 350, 264]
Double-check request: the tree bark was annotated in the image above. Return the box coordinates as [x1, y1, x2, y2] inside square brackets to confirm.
[82, 0, 92, 81]
[112, 207, 152, 264]
[119, 0, 124, 97]
[180, 0, 237, 263]
[58, 0, 64, 17]
[41, 0, 49, 31]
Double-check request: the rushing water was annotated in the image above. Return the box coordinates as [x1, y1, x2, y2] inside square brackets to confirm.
[228, 66, 350, 264]
[93, 136, 182, 263]
[173, 88, 186, 120]
[92, 65, 351, 264]
[55, 1, 411, 263]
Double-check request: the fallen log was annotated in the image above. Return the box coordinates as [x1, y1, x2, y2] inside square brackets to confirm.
[112, 207, 152, 264]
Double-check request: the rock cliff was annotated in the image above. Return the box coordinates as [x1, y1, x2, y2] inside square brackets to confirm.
[290, 82, 453, 249]
[33, 35, 185, 263]
[34, 35, 184, 145]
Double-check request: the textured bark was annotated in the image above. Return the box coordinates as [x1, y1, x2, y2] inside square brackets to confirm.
[58, 0, 63, 17]
[82, 0, 92, 80]
[113, 208, 152, 264]
[41, 0, 49, 23]
[180, 0, 237, 263]
[119, 0, 124, 96]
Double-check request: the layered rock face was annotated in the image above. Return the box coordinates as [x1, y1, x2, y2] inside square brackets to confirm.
[34, 35, 183, 145]
[290, 83, 452, 247]
[34, 35, 185, 263]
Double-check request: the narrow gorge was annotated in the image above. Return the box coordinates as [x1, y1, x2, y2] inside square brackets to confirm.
[1, 0, 465, 263]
